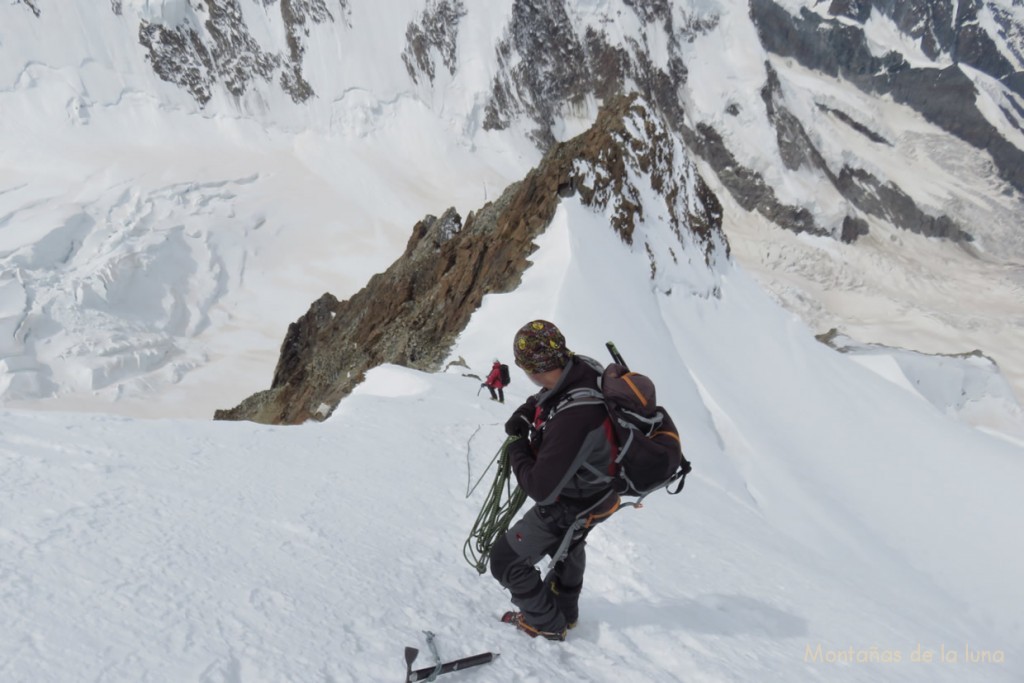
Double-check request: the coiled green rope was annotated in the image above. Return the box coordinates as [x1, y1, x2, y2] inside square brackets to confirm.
[463, 436, 528, 574]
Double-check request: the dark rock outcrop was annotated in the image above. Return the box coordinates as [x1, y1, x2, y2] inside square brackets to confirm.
[761, 63, 834, 175]
[402, 0, 467, 84]
[816, 104, 892, 146]
[279, 0, 336, 101]
[835, 167, 970, 240]
[214, 95, 726, 424]
[755, 62, 968, 241]
[14, 0, 40, 18]
[139, 0, 340, 106]
[483, 0, 698, 147]
[139, 21, 220, 106]
[683, 122, 825, 238]
[484, 0, 592, 146]
[866, 0, 1019, 92]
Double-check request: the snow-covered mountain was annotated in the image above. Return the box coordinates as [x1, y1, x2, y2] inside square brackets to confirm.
[1, 0, 1022, 415]
[3, 3, 1024, 680]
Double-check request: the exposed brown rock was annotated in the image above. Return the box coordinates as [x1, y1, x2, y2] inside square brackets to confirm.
[214, 94, 726, 424]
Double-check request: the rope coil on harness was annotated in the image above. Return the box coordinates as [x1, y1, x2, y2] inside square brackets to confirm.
[463, 436, 528, 574]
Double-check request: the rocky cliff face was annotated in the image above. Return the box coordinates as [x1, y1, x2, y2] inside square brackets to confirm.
[214, 95, 725, 424]
[483, 0, 692, 148]
[138, 0, 345, 105]
[831, 0, 1022, 87]
[402, 0, 466, 84]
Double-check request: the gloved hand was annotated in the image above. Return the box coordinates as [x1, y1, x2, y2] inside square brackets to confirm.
[507, 434, 533, 465]
[504, 398, 536, 438]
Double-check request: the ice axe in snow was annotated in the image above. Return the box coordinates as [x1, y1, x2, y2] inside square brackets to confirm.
[403, 631, 498, 681]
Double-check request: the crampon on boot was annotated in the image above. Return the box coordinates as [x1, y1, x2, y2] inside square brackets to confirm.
[500, 611, 567, 641]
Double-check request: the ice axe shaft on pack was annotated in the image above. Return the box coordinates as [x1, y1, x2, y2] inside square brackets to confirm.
[606, 341, 628, 370]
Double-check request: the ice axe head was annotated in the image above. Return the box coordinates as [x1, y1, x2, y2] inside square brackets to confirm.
[404, 647, 418, 681]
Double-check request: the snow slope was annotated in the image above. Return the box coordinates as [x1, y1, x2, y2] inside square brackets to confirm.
[826, 332, 1024, 441]
[3, 185, 1022, 682]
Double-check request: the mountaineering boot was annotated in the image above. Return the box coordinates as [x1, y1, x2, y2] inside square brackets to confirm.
[548, 579, 581, 629]
[500, 612, 567, 641]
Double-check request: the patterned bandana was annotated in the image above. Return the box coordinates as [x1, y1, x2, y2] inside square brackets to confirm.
[513, 320, 571, 374]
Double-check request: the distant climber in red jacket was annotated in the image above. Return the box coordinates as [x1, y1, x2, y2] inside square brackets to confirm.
[484, 359, 505, 403]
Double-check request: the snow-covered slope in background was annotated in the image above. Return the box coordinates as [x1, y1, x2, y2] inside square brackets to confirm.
[678, 1, 1024, 397]
[3, 190, 1022, 680]
[824, 331, 1024, 442]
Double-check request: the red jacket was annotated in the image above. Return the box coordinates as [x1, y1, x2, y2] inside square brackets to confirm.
[485, 362, 504, 388]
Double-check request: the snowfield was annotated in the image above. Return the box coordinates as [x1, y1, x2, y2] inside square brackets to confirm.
[3, 192, 1022, 681]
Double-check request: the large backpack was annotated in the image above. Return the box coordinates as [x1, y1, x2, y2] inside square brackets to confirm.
[499, 363, 511, 386]
[601, 361, 690, 496]
[553, 346, 691, 499]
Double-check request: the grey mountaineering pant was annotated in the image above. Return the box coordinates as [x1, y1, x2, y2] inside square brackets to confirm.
[490, 504, 583, 631]
[490, 492, 618, 632]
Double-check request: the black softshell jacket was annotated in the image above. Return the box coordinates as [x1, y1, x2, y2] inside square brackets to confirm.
[509, 357, 614, 506]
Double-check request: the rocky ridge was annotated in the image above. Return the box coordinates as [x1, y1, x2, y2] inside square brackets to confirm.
[214, 94, 725, 424]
